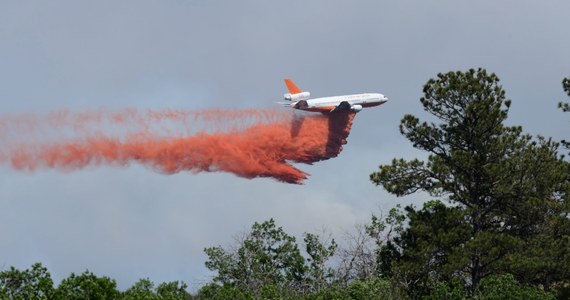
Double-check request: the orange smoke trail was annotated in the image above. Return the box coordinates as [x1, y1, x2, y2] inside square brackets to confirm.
[1, 109, 355, 184]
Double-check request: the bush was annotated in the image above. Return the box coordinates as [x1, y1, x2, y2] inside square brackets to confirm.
[475, 274, 555, 300]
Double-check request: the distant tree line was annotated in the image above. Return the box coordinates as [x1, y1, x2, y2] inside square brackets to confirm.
[2, 70, 568, 299]
[0, 262, 189, 299]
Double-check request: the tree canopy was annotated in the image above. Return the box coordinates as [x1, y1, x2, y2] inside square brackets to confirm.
[370, 69, 570, 296]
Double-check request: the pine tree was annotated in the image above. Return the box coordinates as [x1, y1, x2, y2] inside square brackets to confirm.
[371, 69, 570, 294]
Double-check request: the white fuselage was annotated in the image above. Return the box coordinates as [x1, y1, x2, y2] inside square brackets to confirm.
[288, 93, 388, 113]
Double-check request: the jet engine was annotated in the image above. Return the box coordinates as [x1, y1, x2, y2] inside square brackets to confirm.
[351, 105, 363, 112]
[284, 92, 310, 101]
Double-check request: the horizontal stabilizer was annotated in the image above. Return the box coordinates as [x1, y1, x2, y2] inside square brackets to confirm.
[276, 101, 292, 107]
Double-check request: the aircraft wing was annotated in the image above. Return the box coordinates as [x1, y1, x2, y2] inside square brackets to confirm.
[330, 101, 351, 113]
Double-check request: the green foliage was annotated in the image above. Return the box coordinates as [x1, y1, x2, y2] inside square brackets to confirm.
[301, 286, 347, 300]
[122, 278, 156, 300]
[371, 68, 513, 202]
[475, 274, 556, 300]
[53, 270, 120, 300]
[196, 279, 396, 300]
[422, 278, 465, 300]
[561, 101, 570, 113]
[302, 278, 394, 300]
[156, 281, 190, 299]
[366, 205, 405, 278]
[345, 278, 392, 300]
[370, 69, 570, 295]
[376, 241, 400, 279]
[259, 284, 281, 299]
[122, 278, 189, 300]
[202, 218, 404, 298]
[304, 232, 337, 291]
[390, 200, 471, 298]
[0, 263, 54, 300]
[196, 283, 252, 299]
[204, 218, 307, 297]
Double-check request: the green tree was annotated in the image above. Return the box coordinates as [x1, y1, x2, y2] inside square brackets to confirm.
[475, 273, 556, 300]
[122, 278, 157, 300]
[300, 278, 394, 300]
[201, 216, 406, 298]
[53, 270, 120, 300]
[304, 232, 337, 292]
[195, 283, 252, 299]
[0, 263, 54, 300]
[388, 200, 471, 297]
[156, 281, 190, 299]
[370, 69, 569, 294]
[204, 219, 307, 297]
[365, 205, 405, 279]
[423, 277, 465, 300]
[122, 278, 189, 300]
[345, 278, 392, 300]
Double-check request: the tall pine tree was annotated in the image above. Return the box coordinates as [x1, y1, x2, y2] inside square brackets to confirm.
[371, 69, 569, 294]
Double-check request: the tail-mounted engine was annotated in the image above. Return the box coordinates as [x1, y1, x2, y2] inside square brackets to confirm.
[284, 91, 311, 101]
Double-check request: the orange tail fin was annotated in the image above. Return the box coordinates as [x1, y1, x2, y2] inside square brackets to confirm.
[284, 79, 302, 94]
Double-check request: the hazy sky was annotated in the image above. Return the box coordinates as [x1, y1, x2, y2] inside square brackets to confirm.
[1, 1, 569, 291]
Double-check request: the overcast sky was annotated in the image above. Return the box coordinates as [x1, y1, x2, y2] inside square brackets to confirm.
[1, 1, 569, 291]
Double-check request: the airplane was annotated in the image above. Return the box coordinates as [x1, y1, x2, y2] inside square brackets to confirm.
[278, 79, 388, 113]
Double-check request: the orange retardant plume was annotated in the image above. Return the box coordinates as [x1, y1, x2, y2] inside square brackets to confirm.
[0, 109, 355, 184]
